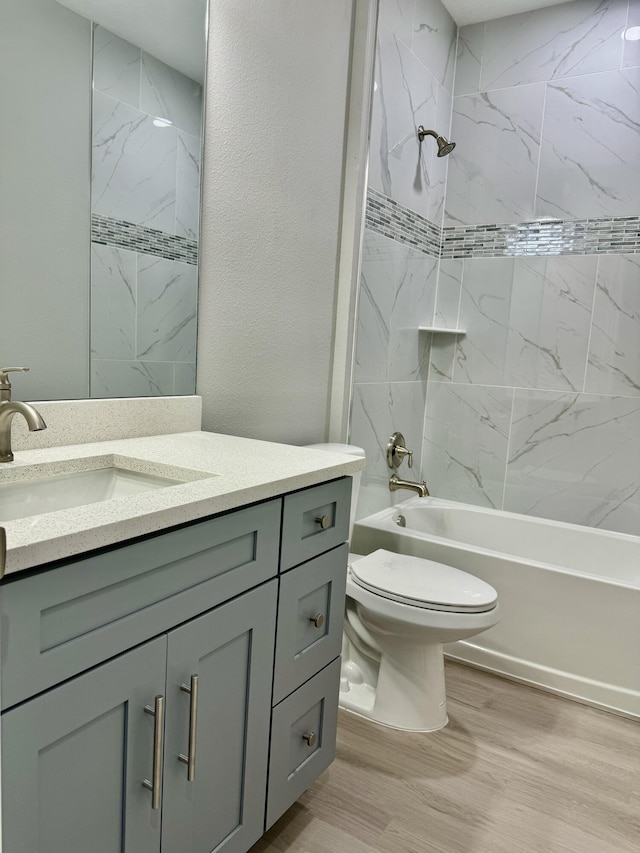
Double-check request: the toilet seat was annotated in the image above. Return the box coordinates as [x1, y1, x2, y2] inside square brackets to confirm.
[350, 549, 497, 613]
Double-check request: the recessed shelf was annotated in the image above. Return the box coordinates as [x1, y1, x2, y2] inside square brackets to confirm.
[418, 326, 466, 334]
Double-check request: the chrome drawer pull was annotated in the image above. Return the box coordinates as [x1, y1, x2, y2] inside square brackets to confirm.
[309, 613, 325, 629]
[178, 674, 199, 782]
[314, 515, 330, 530]
[143, 695, 165, 810]
[302, 731, 317, 747]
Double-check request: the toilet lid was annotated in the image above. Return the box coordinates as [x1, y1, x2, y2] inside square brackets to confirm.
[350, 549, 497, 613]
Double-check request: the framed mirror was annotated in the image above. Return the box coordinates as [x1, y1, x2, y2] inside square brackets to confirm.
[0, 0, 207, 401]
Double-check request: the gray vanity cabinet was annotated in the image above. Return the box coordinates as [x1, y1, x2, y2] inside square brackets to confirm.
[1, 580, 277, 853]
[0, 476, 352, 853]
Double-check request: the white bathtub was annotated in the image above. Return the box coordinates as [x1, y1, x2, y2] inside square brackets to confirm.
[352, 497, 640, 719]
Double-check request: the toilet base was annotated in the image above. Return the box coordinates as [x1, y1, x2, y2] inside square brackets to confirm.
[339, 640, 450, 732]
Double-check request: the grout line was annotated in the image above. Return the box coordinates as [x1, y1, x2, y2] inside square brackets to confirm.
[532, 82, 549, 219]
[582, 256, 601, 393]
[500, 386, 517, 511]
[478, 22, 486, 94]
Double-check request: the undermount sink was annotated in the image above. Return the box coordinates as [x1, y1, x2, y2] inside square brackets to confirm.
[0, 455, 215, 522]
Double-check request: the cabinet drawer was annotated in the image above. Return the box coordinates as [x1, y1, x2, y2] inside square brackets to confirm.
[280, 478, 351, 571]
[0, 499, 281, 710]
[273, 544, 347, 704]
[266, 657, 341, 830]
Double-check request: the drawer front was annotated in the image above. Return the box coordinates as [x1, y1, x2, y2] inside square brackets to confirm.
[280, 478, 351, 571]
[266, 657, 341, 830]
[0, 499, 281, 710]
[273, 544, 347, 704]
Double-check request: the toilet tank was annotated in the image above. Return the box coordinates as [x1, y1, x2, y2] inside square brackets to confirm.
[305, 443, 365, 540]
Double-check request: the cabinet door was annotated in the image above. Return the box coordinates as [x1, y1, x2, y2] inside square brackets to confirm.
[161, 580, 277, 853]
[2, 637, 167, 853]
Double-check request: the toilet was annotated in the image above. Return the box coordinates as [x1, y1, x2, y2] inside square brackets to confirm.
[307, 443, 499, 732]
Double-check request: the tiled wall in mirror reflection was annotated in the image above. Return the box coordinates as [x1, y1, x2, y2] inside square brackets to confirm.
[89, 26, 201, 397]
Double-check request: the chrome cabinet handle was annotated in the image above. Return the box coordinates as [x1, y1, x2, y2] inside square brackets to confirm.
[309, 613, 325, 628]
[178, 675, 199, 782]
[302, 731, 317, 747]
[314, 515, 330, 530]
[143, 695, 165, 810]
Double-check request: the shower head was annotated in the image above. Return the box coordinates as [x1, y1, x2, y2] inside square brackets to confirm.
[417, 126, 456, 157]
[436, 137, 456, 157]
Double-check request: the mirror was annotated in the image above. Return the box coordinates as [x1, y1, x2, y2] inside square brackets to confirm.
[0, 0, 207, 401]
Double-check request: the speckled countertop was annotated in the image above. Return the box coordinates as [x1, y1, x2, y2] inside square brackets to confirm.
[0, 431, 364, 576]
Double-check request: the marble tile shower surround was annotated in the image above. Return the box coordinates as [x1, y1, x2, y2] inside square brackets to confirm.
[90, 26, 202, 398]
[351, 379, 428, 519]
[355, 230, 438, 383]
[446, 0, 640, 226]
[420, 250, 640, 534]
[352, 0, 640, 534]
[351, 227, 436, 518]
[369, 0, 455, 225]
[423, 384, 640, 533]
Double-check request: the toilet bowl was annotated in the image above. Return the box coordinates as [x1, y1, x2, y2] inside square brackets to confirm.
[306, 443, 500, 732]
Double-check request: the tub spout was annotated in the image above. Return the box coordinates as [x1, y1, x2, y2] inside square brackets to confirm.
[389, 474, 429, 497]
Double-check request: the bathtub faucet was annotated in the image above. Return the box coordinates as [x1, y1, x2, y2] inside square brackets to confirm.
[389, 474, 429, 497]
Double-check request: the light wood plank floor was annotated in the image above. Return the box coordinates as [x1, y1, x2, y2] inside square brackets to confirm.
[251, 662, 639, 853]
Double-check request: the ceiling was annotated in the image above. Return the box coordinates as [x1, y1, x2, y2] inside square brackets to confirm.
[442, 0, 570, 26]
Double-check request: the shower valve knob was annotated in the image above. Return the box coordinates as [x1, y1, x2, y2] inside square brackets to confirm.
[387, 432, 414, 469]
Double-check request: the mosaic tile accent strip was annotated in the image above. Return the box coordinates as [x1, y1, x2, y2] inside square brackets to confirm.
[366, 188, 441, 258]
[91, 214, 198, 265]
[441, 217, 640, 259]
[365, 190, 640, 259]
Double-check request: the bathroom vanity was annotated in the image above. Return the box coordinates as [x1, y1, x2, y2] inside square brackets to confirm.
[0, 429, 361, 852]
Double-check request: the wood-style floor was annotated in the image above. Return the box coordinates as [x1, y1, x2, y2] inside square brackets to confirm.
[251, 662, 640, 853]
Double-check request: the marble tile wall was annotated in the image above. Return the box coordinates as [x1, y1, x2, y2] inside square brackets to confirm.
[350, 0, 456, 518]
[422, 248, 640, 535]
[369, 0, 457, 227]
[447, 0, 640, 226]
[90, 243, 197, 397]
[355, 0, 640, 535]
[89, 26, 202, 397]
[350, 228, 439, 517]
[421, 0, 640, 535]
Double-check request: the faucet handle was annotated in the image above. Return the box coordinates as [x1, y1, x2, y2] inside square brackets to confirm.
[0, 367, 29, 389]
[387, 431, 414, 470]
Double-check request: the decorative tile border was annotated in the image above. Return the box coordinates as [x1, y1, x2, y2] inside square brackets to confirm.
[91, 215, 198, 265]
[365, 188, 441, 258]
[441, 216, 640, 258]
[365, 190, 640, 259]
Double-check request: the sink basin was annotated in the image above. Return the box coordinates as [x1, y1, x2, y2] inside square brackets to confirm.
[0, 455, 215, 522]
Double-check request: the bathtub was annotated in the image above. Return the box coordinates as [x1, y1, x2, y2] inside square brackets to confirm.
[352, 497, 640, 719]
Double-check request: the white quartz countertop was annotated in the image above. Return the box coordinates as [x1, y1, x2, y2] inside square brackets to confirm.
[0, 431, 364, 576]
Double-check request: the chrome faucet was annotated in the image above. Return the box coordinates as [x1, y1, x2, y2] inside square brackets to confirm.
[387, 431, 429, 497]
[0, 368, 46, 462]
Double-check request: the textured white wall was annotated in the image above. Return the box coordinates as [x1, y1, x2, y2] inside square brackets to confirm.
[197, 0, 355, 445]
